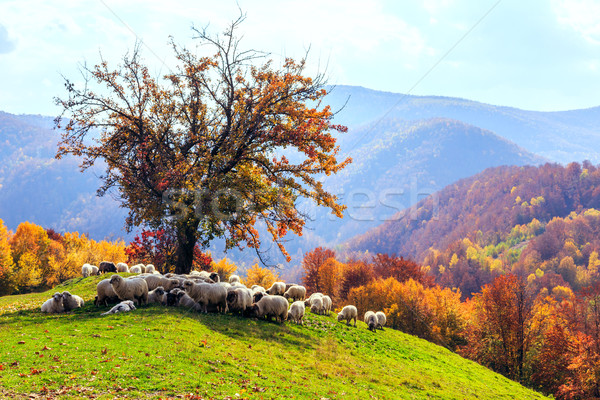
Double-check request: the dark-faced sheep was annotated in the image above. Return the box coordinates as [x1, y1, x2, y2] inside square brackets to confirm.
[99, 261, 117, 274]
[110, 275, 148, 306]
[226, 288, 253, 315]
[147, 286, 167, 305]
[364, 311, 377, 332]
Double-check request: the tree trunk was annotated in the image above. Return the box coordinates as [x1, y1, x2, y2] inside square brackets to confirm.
[174, 218, 200, 275]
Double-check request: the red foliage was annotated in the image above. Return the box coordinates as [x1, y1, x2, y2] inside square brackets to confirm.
[301, 247, 335, 294]
[372, 253, 435, 287]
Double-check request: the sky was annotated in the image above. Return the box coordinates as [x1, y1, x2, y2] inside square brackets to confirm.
[1, 0, 600, 116]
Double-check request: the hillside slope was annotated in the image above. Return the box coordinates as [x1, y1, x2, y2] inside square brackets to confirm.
[0, 277, 548, 399]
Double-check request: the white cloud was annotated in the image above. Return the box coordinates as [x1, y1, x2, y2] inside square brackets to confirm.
[552, 0, 600, 44]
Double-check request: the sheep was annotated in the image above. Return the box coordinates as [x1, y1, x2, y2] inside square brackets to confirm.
[364, 311, 378, 332]
[304, 292, 323, 307]
[147, 286, 167, 305]
[310, 297, 325, 315]
[249, 295, 289, 323]
[176, 291, 203, 311]
[110, 275, 148, 306]
[375, 311, 387, 330]
[90, 265, 99, 276]
[337, 305, 358, 327]
[101, 300, 136, 315]
[116, 262, 129, 273]
[183, 280, 227, 313]
[283, 285, 306, 302]
[99, 261, 117, 274]
[226, 288, 253, 315]
[285, 283, 299, 291]
[140, 274, 180, 291]
[129, 264, 144, 274]
[196, 271, 220, 282]
[41, 292, 64, 313]
[165, 288, 184, 307]
[322, 295, 332, 315]
[95, 279, 120, 306]
[251, 285, 266, 301]
[228, 274, 241, 284]
[266, 281, 286, 296]
[253, 291, 267, 303]
[288, 301, 305, 325]
[145, 264, 157, 274]
[62, 291, 84, 311]
[81, 264, 92, 278]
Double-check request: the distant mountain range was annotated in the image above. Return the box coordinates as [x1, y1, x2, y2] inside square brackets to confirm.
[1, 85, 599, 266]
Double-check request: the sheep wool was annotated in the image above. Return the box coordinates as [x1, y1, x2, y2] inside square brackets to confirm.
[266, 281, 286, 296]
[375, 311, 387, 330]
[116, 262, 130, 273]
[228, 274, 241, 284]
[41, 292, 64, 313]
[147, 286, 167, 305]
[288, 301, 305, 325]
[337, 305, 358, 327]
[226, 287, 253, 314]
[304, 292, 323, 307]
[95, 279, 120, 306]
[101, 300, 136, 315]
[90, 265, 99, 276]
[310, 297, 324, 315]
[283, 285, 306, 302]
[110, 275, 149, 306]
[364, 311, 378, 332]
[99, 261, 117, 274]
[183, 280, 227, 313]
[62, 291, 84, 311]
[130, 264, 144, 274]
[142, 274, 180, 291]
[81, 264, 92, 278]
[322, 295, 333, 315]
[145, 264, 157, 274]
[250, 295, 289, 323]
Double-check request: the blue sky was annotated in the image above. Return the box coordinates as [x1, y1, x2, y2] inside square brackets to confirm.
[1, 0, 600, 116]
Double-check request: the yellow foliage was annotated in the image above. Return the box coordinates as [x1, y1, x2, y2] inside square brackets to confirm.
[449, 254, 459, 268]
[14, 251, 43, 290]
[0, 219, 15, 295]
[211, 258, 237, 282]
[244, 264, 279, 288]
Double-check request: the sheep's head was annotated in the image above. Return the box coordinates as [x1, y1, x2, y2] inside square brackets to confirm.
[109, 275, 123, 286]
[248, 304, 260, 318]
[154, 286, 165, 296]
[209, 272, 220, 282]
[182, 280, 194, 291]
[337, 313, 344, 322]
[167, 279, 180, 290]
[53, 292, 63, 302]
[125, 300, 136, 310]
[253, 292, 265, 303]
[226, 291, 237, 304]
[62, 291, 72, 299]
[166, 291, 179, 306]
[283, 292, 290, 299]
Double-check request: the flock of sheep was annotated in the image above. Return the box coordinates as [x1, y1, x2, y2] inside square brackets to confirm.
[41, 261, 388, 331]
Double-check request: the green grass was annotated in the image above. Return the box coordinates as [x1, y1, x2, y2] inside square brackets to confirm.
[0, 276, 549, 399]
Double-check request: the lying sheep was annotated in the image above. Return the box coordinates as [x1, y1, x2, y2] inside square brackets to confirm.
[141, 274, 179, 291]
[226, 288, 253, 315]
[147, 286, 167, 305]
[62, 291, 84, 311]
[90, 265, 99, 276]
[304, 292, 323, 307]
[81, 264, 92, 278]
[283, 285, 306, 302]
[364, 311, 377, 332]
[176, 291, 203, 311]
[249, 295, 288, 323]
[101, 300, 136, 315]
[183, 280, 227, 313]
[337, 305, 358, 327]
[95, 279, 120, 306]
[116, 262, 130, 273]
[322, 295, 332, 315]
[229, 274, 241, 284]
[375, 311, 387, 330]
[165, 288, 184, 307]
[129, 264, 144, 274]
[41, 292, 64, 313]
[266, 281, 286, 296]
[99, 261, 117, 274]
[288, 301, 305, 325]
[110, 275, 148, 306]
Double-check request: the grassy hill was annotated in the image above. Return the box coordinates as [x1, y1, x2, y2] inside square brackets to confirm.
[0, 277, 548, 399]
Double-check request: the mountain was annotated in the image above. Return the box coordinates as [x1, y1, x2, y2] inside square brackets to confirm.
[326, 85, 600, 164]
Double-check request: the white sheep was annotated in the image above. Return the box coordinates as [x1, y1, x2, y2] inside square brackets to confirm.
[116, 262, 130, 273]
[266, 281, 286, 296]
[101, 300, 136, 315]
[226, 287, 253, 315]
[304, 292, 323, 307]
[337, 305, 358, 327]
[229, 274, 241, 284]
[249, 295, 288, 323]
[62, 291, 84, 311]
[110, 275, 148, 306]
[141, 274, 180, 291]
[197, 271, 220, 282]
[364, 311, 378, 332]
[145, 264, 157, 274]
[322, 295, 332, 315]
[81, 264, 92, 278]
[95, 279, 120, 306]
[283, 285, 306, 302]
[310, 297, 324, 315]
[183, 280, 227, 313]
[129, 264, 144, 274]
[90, 265, 99, 276]
[288, 301, 305, 325]
[41, 292, 64, 313]
[147, 286, 167, 305]
[375, 311, 387, 330]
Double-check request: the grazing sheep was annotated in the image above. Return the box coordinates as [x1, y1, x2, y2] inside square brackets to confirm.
[337, 305, 358, 327]
[95, 279, 120, 306]
[129, 264, 144, 274]
[229, 274, 241, 284]
[147, 286, 167, 305]
[41, 292, 64, 313]
[141, 274, 180, 291]
[116, 262, 129, 273]
[249, 295, 289, 323]
[183, 280, 227, 313]
[253, 291, 267, 303]
[226, 288, 253, 315]
[304, 292, 323, 307]
[285, 283, 298, 291]
[364, 311, 378, 332]
[62, 291, 84, 311]
[145, 264, 157, 274]
[375, 311, 387, 330]
[266, 281, 286, 296]
[101, 300, 136, 315]
[90, 265, 99, 276]
[310, 297, 325, 315]
[110, 275, 148, 306]
[288, 301, 305, 325]
[283, 285, 306, 302]
[81, 264, 92, 278]
[322, 295, 332, 315]
[99, 261, 117, 274]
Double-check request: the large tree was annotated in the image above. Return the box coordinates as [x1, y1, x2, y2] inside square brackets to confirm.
[55, 16, 351, 274]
